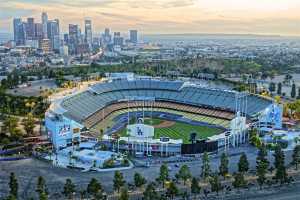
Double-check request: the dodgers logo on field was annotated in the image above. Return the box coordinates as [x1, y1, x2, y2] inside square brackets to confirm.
[137, 127, 143, 136]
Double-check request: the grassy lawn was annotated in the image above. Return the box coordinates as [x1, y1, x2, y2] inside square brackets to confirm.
[118, 118, 223, 144]
[153, 122, 223, 144]
[143, 118, 163, 126]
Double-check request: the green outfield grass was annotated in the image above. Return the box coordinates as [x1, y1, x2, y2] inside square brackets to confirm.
[119, 118, 223, 144]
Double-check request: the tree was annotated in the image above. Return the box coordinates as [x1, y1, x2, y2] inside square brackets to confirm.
[166, 181, 178, 200]
[291, 145, 300, 170]
[118, 187, 129, 200]
[143, 183, 160, 200]
[22, 113, 35, 136]
[39, 192, 48, 200]
[176, 165, 191, 185]
[62, 179, 76, 199]
[201, 152, 211, 180]
[190, 177, 201, 199]
[5, 195, 17, 200]
[36, 176, 48, 200]
[219, 153, 229, 179]
[157, 164, 169, 188]
[113, 171, 125, 193]
[238, 153, 249, 173]
[232, 172, 247, 190]
[134, 172, 146, 188]
[249, 128, 261, 148]
[291, 83, 296, 98]
[9, 173, 18, 198]
[274, 145, 284, 169]
[99, 129, 104, 141]
[256, 144, 269, 189]
[277, 82, 282, 95]
[273, 145, 288, 184]
[87, 178, 105, 199]
[209, 174, 222, 195]
[3, 116, 22, 142]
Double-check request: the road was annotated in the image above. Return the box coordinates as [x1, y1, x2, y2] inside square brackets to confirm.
[0, 145, 295, 199]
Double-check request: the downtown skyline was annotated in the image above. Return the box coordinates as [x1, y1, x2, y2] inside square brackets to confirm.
[0, 0, 300, 36]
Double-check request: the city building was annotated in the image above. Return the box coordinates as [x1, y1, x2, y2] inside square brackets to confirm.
[41, 39, 52, 54]
[103, 28, 111, 45]
[25, 18, 35, 40]
[41, 12, 48, 39]
[13, 18, 25, 46]
[84, 19, 92, 51]
[63, 33, 69, 44]
[25, 39, 39, 48]
[59, 45, 69, 56]
[129, 30, 138, 43]
[47, 20, 60, 51]
[113, 32, 123, 47]
[34, 23, 44, 43]
[68, 24, 79, 55]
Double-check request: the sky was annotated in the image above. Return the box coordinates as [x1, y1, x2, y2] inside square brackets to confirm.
[0, 0, 300, 36]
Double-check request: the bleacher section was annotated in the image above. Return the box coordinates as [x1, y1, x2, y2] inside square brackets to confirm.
[60, 79, 273, 127]
[83, 101, 235, 128]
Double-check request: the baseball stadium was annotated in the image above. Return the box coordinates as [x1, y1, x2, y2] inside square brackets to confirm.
[46, 74, 282, 157]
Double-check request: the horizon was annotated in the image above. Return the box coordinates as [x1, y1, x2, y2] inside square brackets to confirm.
[1, 0, 300, 36]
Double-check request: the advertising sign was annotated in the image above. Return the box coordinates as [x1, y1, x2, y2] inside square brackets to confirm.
[127, 124, 154, 138]
[59, 124, 71, 136]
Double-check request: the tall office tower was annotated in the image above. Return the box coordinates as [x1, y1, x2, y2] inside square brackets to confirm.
[53, 19, 60, 50]
[129, 30, 138, 43]
[25, 18, 35, 40]
[69, 24, 79, 55]
[34, 23, 44, 42]
[42, 12, 48, 38]
[103, 28, 111, 44]
[47, 20, 60, 51]
[63, 33, 69, 45]
[84, 19, 92, 50]
[113, 32, 123, 46]
[13, 18, 25, 45]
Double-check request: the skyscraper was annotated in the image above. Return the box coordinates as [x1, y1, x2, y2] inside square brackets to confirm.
[34, 23, 43, 42]
[25, 18, 35, 40]
[129, 30, 138, 43]
[103, 28, 111, 45]
[84, 19, 92, 51]
[42, 12, 48, 39]
[13, 18, 25, 45]
[69, 24, 79, 54]
[47, 20, 60, 51]
[113, 32, 123, 46]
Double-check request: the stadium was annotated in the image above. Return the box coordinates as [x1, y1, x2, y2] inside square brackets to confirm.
[46, 74, 282, 156]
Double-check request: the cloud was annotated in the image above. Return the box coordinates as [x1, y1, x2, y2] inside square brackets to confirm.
[98, 12, 142, 21]
[0, 7, 33, 20]
[1, 0, 300, 35]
